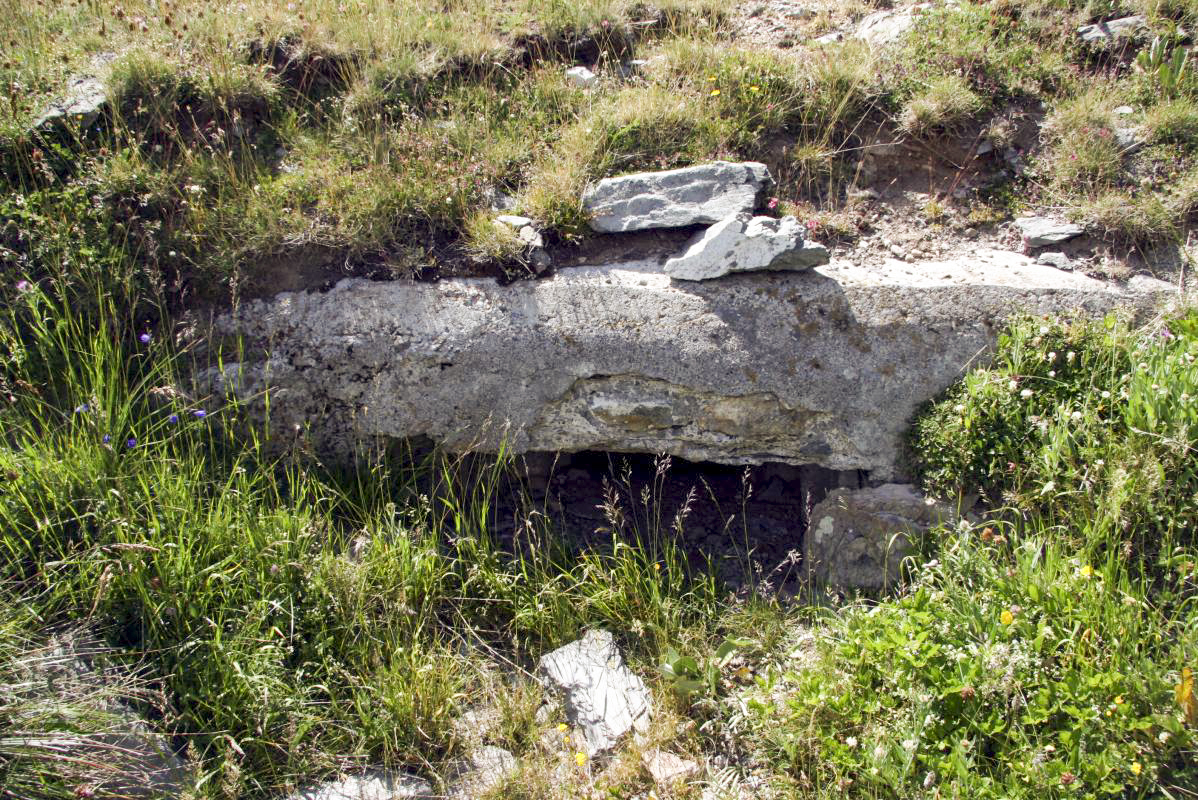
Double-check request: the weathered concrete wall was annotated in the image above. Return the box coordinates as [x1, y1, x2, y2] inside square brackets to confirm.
[202, 249, 1172, 479]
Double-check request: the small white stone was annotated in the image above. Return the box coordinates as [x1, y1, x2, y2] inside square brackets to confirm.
[494, 215, 533, 229]
[565, 66, 597, 88]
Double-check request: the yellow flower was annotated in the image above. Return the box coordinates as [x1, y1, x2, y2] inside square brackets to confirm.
[707, 75, 716, 81]
[749, 85, 760, 92]
[710, 88, 721, 96]
[1000, 609, 1015, 626]
[654, 562, 661, 571]
[556, 723, 567, 732]
[1115, 695, 1125, 705]
[1131, 761, 1142, 776]
[1079, 564, 1094, 578]
[574, 751, 588, 767]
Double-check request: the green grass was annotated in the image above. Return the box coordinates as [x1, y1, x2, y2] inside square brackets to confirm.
[709, 313, 1198, 799]
[5, 0, 1198, 294]
[0, 262, 724, 794]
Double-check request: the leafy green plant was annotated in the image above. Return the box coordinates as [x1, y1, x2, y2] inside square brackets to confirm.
[1135, 36, 1191, 97]
[660, 637, 754, 702]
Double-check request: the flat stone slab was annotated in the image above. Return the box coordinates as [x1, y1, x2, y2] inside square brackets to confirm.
[286, 770, 435, 800]
[853, 5, 930, 47]
[665, 214, 829, 281]
[581, 161, 770, 233]
[1015, 216, 1084, 247]
[201, 249, 1172, 480]
[537, 630, 651, 757]
[1077, 15, 1146, 43]
[445, 746, 518, 799]
[34, 76, 107, 130]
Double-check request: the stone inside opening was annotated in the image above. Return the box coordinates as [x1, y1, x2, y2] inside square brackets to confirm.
[510, 451, 868, 596]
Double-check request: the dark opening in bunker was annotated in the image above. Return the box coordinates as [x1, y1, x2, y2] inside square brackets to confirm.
[503, 451, 868, 597]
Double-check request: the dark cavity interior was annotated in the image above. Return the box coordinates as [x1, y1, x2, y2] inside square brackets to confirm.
[501, 451, 868, 597]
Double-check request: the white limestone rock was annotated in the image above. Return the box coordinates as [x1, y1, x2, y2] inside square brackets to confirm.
[34, 76, 108, 130]
[665, 214, 829, 281]
[1016, 216, 1084, 247]
[287, 771, 435, 800]
[494, 215, 533, 229]
[581, 161, 771, 233]
[643, 749, 701, 787]
[537, 630, 651, 757]
[1077, 15, 1146, 43]
[565, 66, 598, 88]
[853, 5, 930, 47]
[18, 633, 190, 798]
[445, 746, 518, 799]
[804, 484, 955, 591]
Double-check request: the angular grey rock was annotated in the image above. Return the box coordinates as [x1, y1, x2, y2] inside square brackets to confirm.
[853, 5, 929, 47]
[805, 484, 955, 591]
[1036, 251, 1072, 270]
[201, 249, 1172, 480]
[34, 76, 108, 130]
[1015, 216, 1084, 247]
[1114, 126, 1143, 152]
[537, 630, 651, 757]
[16, 633, 190, 798]
[288, 770, 435, 800]
[445, 746, 518, 799]
[517, 225, 543, 248]
[565, 66, 597, 88]
[665, 214, 829, 281]
[643, 749, 701, 787]
[1077, 15, 1146, 43]
[581, 161, 771, 233]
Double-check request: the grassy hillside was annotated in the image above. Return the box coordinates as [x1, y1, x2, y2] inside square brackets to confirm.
[4, 0, 1198, 302]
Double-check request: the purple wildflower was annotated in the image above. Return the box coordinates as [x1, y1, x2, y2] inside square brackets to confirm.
[126, 438, 137, 449]
[139, 332, 152, 344]
[74, 403, 90, 414]
[15, 280, 31, 293]
[193, 409, 207, 419]
[1159, 326, 1175, 340]
[102, 434, 111, 444]
[168, 414, 179, 424]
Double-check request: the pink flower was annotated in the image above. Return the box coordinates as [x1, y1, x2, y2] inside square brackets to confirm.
[767, 197, 779, 210]
[806, 219, 820, 231]
[15, 280, 31, 293]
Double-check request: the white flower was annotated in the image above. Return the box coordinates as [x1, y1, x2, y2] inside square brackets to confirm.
[1070, 410, 1082, 420]
[1020, 389, 1034, 399]
[846, 736, 858, 748]
[1009, 380, 1018, 391]
[1101, 390, 1111, 399]
[1039, 326, 1050, 335]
